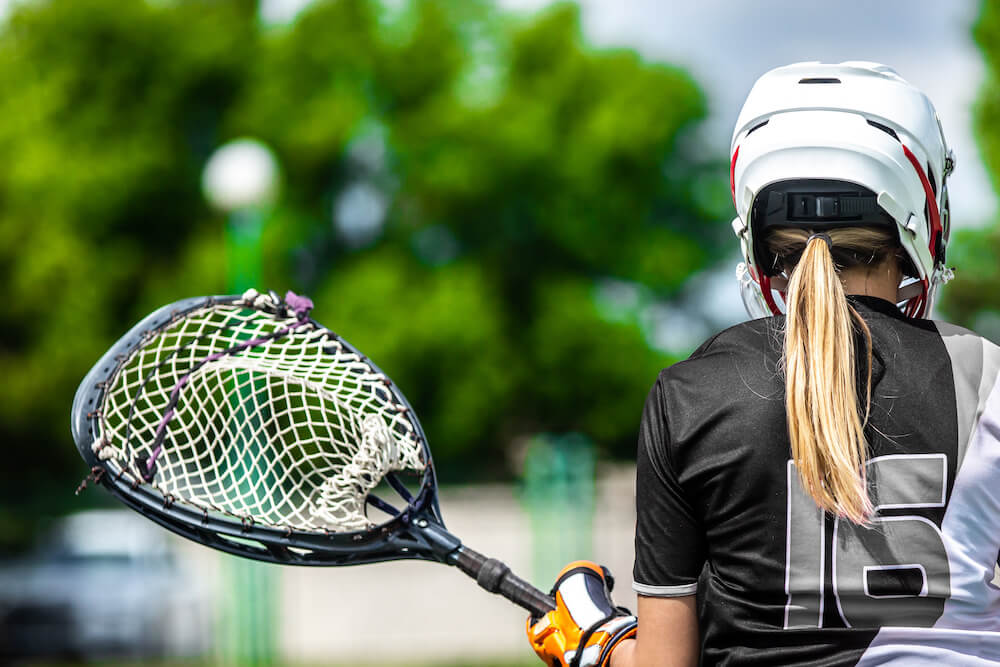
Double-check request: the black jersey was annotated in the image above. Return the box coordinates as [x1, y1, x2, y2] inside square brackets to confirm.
[632, 295, 1000, 666]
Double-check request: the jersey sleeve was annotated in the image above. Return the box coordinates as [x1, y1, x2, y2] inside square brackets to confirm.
[632, 373, 706, 597]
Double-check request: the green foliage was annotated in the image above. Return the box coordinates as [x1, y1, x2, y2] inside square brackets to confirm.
[940, 0, 1000, 334]
[0, 0, 253, 546]
[939, 225, 1000, 327]
[311, 248, 517, 467]
[0, 0, 729, 543]
[974, 1, 1000, 196]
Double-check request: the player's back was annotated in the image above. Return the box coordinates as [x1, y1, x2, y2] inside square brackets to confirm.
[639, 295, 1000, 666]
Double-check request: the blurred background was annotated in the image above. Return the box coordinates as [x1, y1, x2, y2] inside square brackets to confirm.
[2, 0, 1000, 664]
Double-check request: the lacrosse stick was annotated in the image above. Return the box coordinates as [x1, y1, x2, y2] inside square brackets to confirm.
[71, 289, 555, 616]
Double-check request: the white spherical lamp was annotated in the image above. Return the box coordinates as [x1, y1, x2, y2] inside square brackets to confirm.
[202, 139, 280, 212]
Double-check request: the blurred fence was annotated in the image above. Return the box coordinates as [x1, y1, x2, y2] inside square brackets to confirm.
[275, 483, 538, 664]
[176, 464, 638, 664]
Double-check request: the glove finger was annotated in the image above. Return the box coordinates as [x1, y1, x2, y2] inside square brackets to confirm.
[600, 565, 615, 592]
[555, 568, 617, 627]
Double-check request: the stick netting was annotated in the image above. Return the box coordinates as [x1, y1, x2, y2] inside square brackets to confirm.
[95, 298, 426, 532]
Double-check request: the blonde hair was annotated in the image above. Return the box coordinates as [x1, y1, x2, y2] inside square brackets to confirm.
[767, 227, 899, 524]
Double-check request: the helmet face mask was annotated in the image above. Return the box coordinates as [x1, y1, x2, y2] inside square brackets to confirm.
[730, 61, 954, 319]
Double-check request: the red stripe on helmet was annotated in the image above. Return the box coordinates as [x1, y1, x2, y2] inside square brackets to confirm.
[900, 144, 940, 319]
[730, 146, 740, 208]
[900, 144, 942, 260]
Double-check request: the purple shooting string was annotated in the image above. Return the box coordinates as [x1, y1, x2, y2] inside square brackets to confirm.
[284, 291, 313, 319]
[143, 291, 314, 480]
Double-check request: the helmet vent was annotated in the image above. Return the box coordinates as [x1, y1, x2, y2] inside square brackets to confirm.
[746, 120, 769, 136]
[798, 77, 841, 84]
[866, 119, 900, 141]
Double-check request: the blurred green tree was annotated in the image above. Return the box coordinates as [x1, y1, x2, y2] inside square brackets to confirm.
[238, 0, 729, 479]
[0, 0, 729, 546]
[940, 0, 1000, 334]
[0, 0, 255, 546]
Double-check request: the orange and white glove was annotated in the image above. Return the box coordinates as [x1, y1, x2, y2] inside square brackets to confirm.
[526, 561, 637, 667]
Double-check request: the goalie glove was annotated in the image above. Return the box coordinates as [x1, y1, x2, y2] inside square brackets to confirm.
[526, 561, 637, 667]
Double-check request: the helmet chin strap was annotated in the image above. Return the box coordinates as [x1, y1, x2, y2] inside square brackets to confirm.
[758, 273, 782, 315]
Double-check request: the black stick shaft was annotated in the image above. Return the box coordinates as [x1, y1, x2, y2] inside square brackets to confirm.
[453, 545, 556, 617]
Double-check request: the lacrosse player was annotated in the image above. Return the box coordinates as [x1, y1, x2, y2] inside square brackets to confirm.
[528, 62, 1000, 666]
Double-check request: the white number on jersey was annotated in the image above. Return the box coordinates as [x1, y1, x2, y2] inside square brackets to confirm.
[784, 455, 951, 629]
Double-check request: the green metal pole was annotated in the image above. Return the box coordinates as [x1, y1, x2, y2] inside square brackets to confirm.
[220, 205, 276, 667]
[522, 434, 595, 585]
[226, 209, 265, 294]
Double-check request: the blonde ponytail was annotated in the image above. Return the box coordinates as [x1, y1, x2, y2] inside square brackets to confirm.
[768, 228, 892, 525]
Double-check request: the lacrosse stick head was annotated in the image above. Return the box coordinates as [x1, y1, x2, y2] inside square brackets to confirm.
[71, 290, 448, 565]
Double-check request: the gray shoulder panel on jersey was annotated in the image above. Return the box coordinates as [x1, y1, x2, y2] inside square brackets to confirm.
[934, 321, 1000, 468]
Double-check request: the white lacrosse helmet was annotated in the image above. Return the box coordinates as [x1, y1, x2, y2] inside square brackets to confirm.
[730, 61, 955, 319]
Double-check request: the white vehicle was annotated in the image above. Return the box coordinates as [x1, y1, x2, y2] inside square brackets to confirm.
[0, 509, 212, 660]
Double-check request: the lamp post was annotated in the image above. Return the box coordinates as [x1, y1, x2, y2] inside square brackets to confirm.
[202, 138, 280, 666]
[203, 139, 279, 291]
